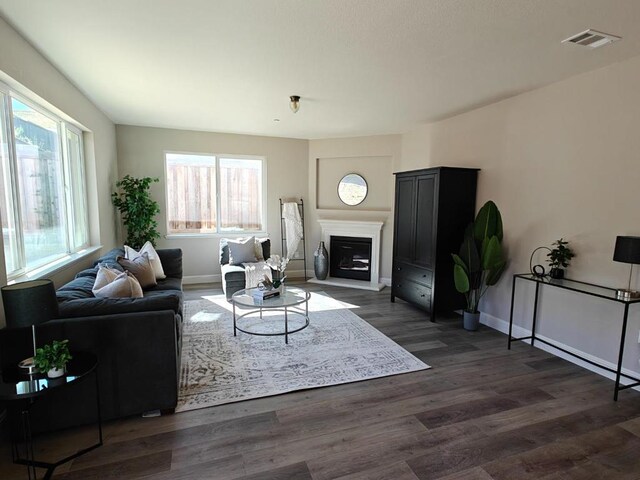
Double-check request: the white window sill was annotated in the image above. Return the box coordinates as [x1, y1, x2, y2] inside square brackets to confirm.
[8, 245, 103, 285]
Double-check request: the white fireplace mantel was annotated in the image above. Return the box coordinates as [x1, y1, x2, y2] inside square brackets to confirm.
[309, 219, 385, 291]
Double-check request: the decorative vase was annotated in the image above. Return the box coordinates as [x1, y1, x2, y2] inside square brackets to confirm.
[463, 311, 481, 331]
[549, 268, 564, 279]
[47, 367, 65, 379]
[271, 269, 284, 288]
[314, 241, 329, 280]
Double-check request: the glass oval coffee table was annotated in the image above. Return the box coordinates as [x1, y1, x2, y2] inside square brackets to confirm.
[231, 286, 310, 344]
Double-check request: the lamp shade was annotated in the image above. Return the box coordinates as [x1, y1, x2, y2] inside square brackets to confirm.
[1, 279, 58, 329]
[613, 236, 640, 265]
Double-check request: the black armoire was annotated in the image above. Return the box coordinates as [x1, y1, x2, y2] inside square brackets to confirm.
[391, 167, 479, 320]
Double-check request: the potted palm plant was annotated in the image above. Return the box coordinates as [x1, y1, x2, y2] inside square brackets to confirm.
[33, 339, 72, 378]
[547, 238, 575, 279]
[452, 201, 507, 331]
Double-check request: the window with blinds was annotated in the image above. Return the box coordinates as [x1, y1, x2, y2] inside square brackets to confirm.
[165, 153, 265, 234]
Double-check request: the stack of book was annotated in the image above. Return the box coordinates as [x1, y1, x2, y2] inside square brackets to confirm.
[251, 287, 281, 301]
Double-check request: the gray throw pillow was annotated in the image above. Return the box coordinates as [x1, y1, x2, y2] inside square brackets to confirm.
[117, 252, 157, 289]
[228, 236, 257, 265]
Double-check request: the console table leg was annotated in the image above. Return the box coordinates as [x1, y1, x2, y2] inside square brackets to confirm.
[531, 281, 541, 347]
[508, 275, 517, 350]
[614, 303, 630, 401]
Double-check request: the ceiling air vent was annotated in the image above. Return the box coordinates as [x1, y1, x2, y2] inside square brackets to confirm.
[562, 29, 621, 49]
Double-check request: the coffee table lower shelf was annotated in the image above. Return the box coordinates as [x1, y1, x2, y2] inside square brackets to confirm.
[231, 287, 311, 344]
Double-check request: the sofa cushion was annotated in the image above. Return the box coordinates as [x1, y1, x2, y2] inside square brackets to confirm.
[58, 292, 183, 318]
[75, 267, 98, 279]
[145, 277, 183, 292]
[57, 275, 96, 302]
[94, 248, 126, 272]
[156, 249, 182, 279]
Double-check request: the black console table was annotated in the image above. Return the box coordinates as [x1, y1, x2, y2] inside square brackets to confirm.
[0, 351, 102, 479]
[508, 273, 640, 401]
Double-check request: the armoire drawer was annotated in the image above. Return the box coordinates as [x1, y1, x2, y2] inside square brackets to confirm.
[393, 279, 432, 311]
[394, 261, 433, 287]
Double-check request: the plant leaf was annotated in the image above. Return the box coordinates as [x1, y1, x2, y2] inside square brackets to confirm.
[459, 234, 480, 273]
[482, 236, 503, 270]
[473, 201, 503, 242]
[453, 264, 470, 293]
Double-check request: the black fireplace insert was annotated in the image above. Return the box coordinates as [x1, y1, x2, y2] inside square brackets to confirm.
[329, 236, 372, 281]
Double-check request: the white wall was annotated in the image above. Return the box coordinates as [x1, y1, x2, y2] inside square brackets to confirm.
[116, 125, 308, 281]
[400, 54, 640, 376]
[0, 18, 118, 325]
[308, 135, 401, 281]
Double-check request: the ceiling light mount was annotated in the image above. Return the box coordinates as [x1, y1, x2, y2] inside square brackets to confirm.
[290, 95, 300, 113]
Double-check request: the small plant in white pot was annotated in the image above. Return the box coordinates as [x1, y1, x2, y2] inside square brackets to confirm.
[452, 201, 507, 331]
[34, 339, 72, 378]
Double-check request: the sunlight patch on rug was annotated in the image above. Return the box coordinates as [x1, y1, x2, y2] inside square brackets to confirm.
[176, 291, 430, 412]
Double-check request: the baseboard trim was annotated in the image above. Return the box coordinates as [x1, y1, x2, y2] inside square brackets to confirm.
[183, 274, 220, 285]
[481, 312, 640, 390]
[184, 269, 311, 286]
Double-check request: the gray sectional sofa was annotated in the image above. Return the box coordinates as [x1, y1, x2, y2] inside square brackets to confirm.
[0, 247, 183, 431]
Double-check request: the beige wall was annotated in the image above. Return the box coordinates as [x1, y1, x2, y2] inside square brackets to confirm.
[116, 125, 308, 280]
[400, 54, 640, 375]
[308, 135, 401, 281]
[0, 18, 118, 326]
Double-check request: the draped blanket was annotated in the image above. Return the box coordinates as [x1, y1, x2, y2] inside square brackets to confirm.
[282, 202, 303, 258]
[243, 261, 272, 289]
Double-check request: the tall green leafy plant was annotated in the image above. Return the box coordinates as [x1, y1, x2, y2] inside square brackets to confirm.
[452, 201, 507, 313]
[111, 175, 160, 249]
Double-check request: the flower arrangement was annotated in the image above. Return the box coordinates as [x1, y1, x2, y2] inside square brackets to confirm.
[266, 255, 289, 288]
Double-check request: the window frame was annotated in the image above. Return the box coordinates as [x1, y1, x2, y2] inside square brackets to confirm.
[164, 151, 267, 237]
[0, 81, 90, 280]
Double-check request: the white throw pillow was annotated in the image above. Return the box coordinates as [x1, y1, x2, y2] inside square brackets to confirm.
[125, 241, 166, 280]
[228, 236, 257, 265]
[92, 264, 121, 293]
[93, 271, 143, 298]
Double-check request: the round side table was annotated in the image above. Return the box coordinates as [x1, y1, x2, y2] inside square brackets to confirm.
[0, 351, 102, 480]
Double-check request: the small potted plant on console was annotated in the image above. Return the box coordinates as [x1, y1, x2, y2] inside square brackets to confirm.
[547, 238, 575, 279]
[34, 339, 72, 378]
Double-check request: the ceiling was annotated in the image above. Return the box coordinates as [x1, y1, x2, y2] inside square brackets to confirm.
[1, 0, 640, 139]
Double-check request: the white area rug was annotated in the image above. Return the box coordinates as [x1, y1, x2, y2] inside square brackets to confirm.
[176, 291, 430, 412]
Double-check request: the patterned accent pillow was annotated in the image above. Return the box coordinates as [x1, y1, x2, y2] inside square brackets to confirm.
[117, 252, 157, 289]
[124, 241, 166, 280]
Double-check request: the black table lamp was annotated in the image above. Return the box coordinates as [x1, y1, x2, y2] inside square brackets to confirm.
[1, 279, 59, 373]
[613, 236, 640, 299]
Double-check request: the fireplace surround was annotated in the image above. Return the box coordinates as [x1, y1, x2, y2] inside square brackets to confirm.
[309, 219, 385, 291]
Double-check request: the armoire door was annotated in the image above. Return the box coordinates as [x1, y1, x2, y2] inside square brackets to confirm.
[413, 174, 436, 268]
[394, 177, 416, 263]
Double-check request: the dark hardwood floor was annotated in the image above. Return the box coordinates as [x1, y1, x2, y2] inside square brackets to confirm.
[2, 282, 640, 479]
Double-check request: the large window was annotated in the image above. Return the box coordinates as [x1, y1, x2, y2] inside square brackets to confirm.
[0, 85, 89, 279]
[165, 153, 265, 234]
